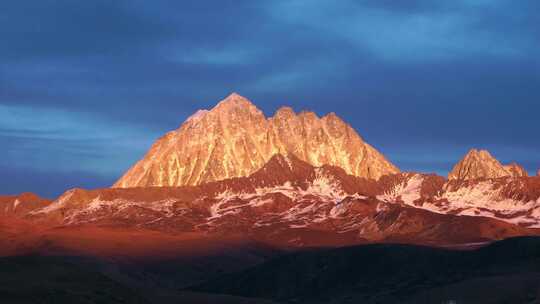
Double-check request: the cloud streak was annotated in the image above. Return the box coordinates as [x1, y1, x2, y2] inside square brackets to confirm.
[0, 104, 159, 177]
[266, 0, 539, 62]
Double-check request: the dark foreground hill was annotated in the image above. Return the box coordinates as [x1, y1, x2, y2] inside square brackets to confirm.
[192, 237, 540, 304]
[0, 254, 278, 304]
[0, 255, 149, 304]
[1, 238, 539, 303]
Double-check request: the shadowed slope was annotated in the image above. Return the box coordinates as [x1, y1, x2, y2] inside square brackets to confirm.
[192, 237, 540, 304]
[0, 255, 149, 304]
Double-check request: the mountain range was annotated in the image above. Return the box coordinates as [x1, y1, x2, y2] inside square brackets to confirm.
[4, 94, 540, 237]
[1, 93, 540, 303]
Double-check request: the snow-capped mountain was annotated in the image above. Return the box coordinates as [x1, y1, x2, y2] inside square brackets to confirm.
[114, 93, 399, 188]
[22, 154, 535, 247]
[2, 96, 539, 248]
[378, 173, 540, 228]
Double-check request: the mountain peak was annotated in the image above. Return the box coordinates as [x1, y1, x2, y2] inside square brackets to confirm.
[114, 94, 399, 188]
[246, 153, 315, 188]
[274, 106, 296, 118]
[214, 92, 255, 109]
[262, 153, 307, 172]
[467, 148, 491, 158]
[503, 162, 528, 177]
[449, 148, 511, 180]
[322, 111, 339, 120]
[322, 111, 348, 128]
[298, 110, 320, 120]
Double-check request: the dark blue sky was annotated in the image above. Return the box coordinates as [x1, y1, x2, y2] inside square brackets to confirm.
[1, 1, 539, 198]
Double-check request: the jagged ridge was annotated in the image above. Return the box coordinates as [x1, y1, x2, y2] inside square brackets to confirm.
[114, 93, 399, 188]
[19, 154, 537, 247]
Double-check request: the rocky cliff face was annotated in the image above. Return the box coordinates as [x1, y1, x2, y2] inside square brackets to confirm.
[448, 149, 527, 180]
[114, 93, 399, 188]
[504, 163, 529, 177]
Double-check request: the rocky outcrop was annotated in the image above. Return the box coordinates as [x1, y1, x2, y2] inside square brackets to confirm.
[0, 193, 51, 217]
[504, 163, 528, 177]
[114, 93, 399, 188]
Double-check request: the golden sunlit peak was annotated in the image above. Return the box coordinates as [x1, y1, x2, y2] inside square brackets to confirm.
[215, 92, 253, 108]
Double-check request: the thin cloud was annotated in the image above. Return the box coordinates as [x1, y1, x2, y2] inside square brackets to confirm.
[265, 1, 538, 62]
[0, 104, 158, 176]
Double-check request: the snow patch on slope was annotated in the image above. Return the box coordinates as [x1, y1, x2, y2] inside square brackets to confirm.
[436, 181, 540, 227]
[13, 199, 21, 210]
[35, 193, 181, 224]
[384, 178, 540, 228]
[377, 174, 424, 206]
[302, 169, 346, 202]
[208, 172, 367, 225]
[32, 190, 76, 214]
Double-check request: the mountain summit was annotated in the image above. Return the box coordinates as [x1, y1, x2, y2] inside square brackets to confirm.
[504, 162, 528, 178]
[448, 149, 527, 180]
[114, 93, 399, 188]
